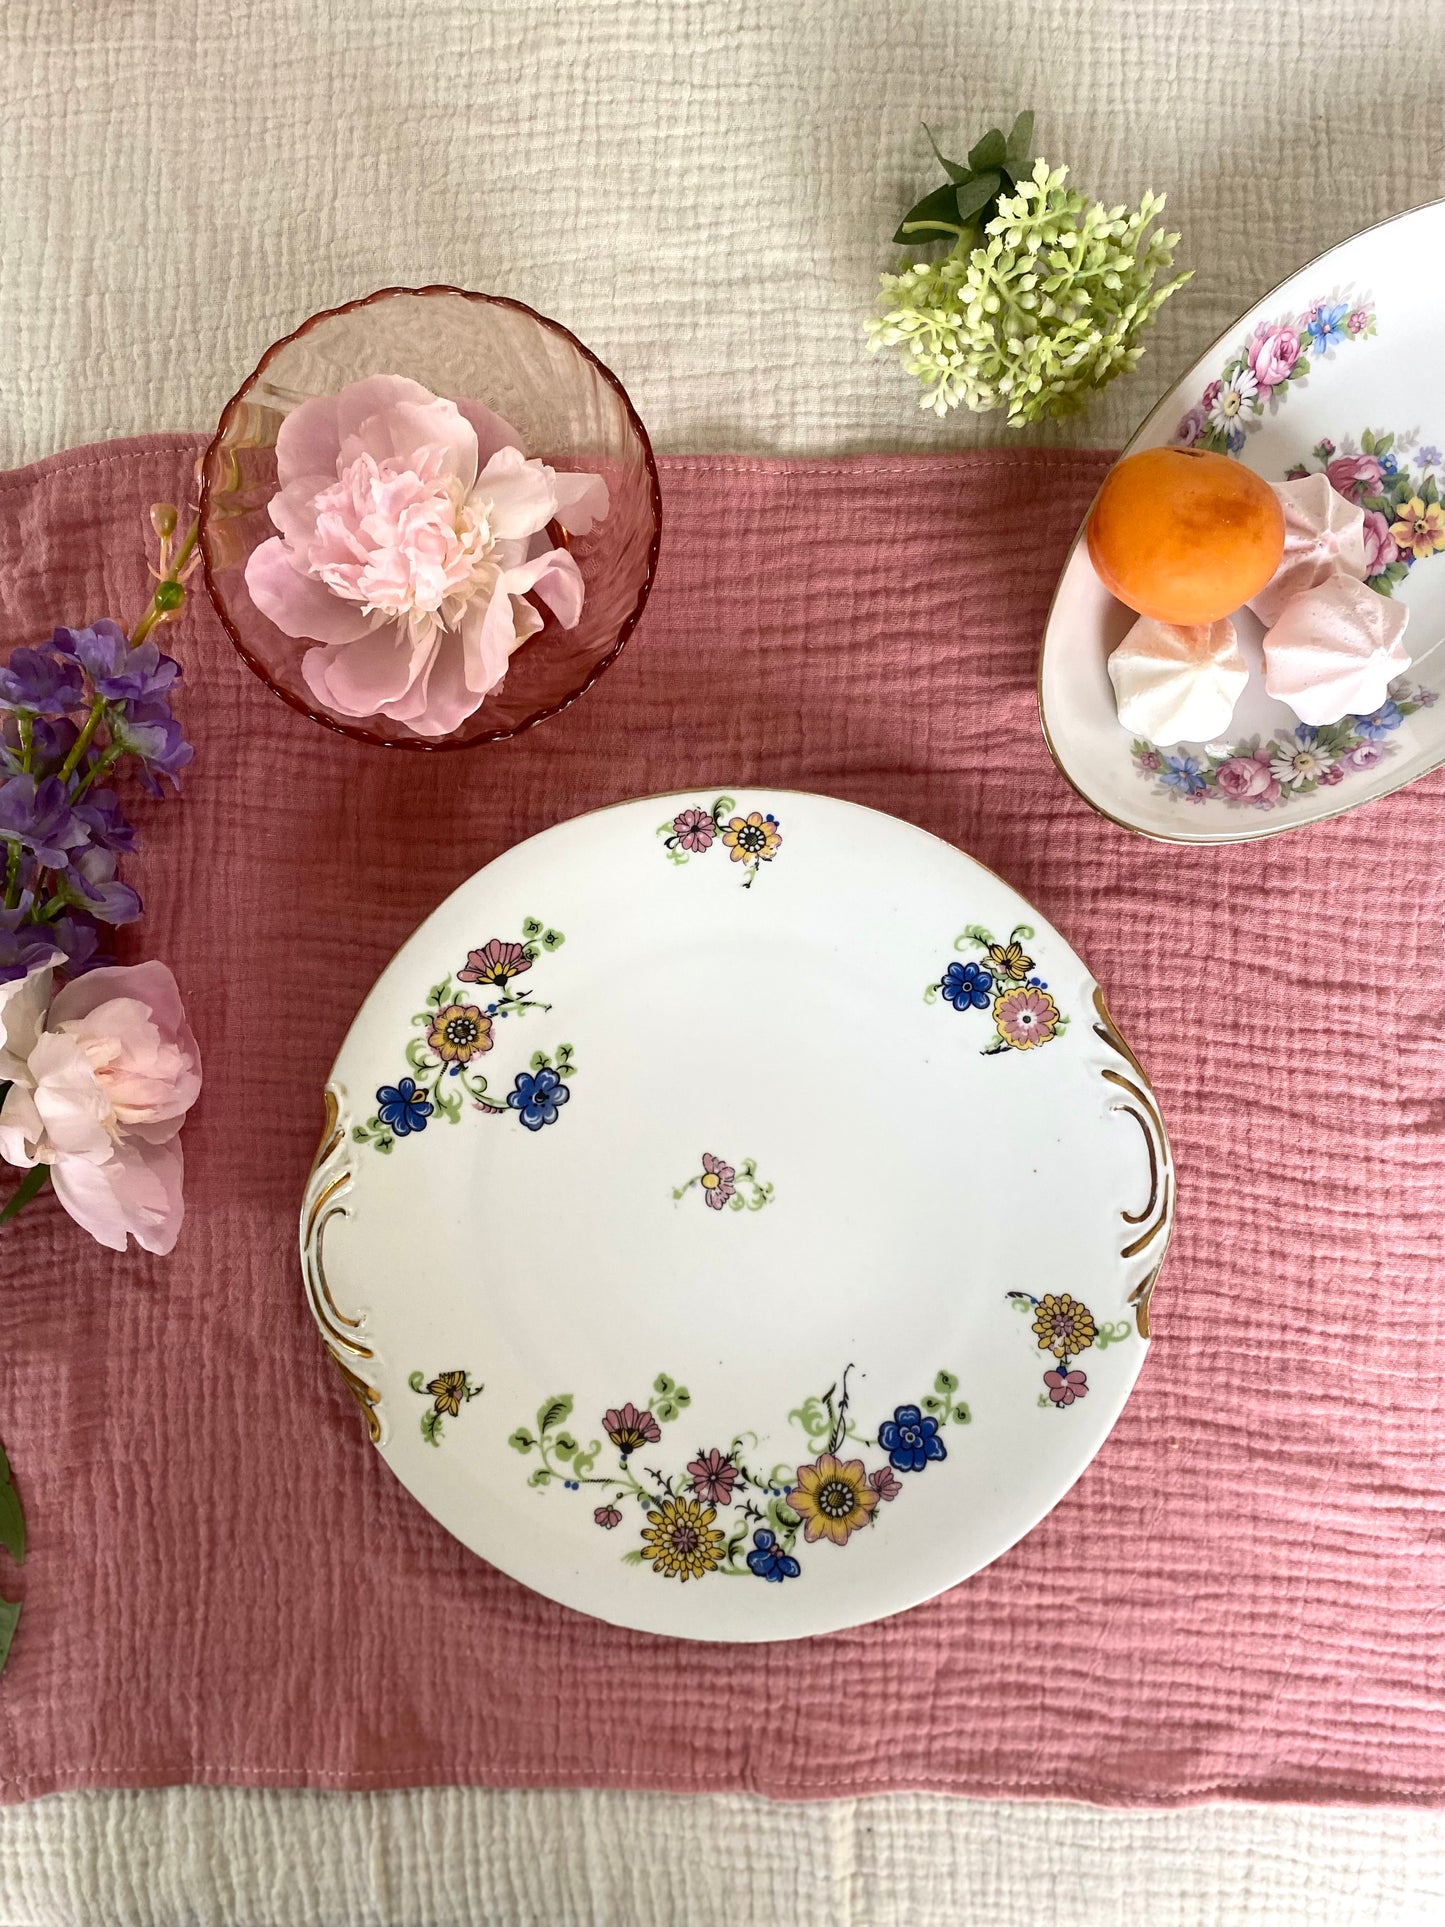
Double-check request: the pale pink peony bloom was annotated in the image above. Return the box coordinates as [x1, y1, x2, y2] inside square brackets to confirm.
[1362, 509, 1399, 578]
[1214, 752, 1281, 804]
[0, 960, 201, 1254]
[244, 376, 607, 737]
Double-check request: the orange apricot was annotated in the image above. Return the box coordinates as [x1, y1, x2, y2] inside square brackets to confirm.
[1086, 446, 1285, 625]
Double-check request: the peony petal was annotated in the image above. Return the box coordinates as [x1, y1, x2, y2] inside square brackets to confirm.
[0, 960, 58, 1074]
[335, 378, 479, 489]
[455, 398, 526, 468]
[501, 547, 585, 629]
[459, 578, 520, 696]
[245, 539, 373, 645]
[49, 1134, 185, 1256]
[274, 392, 343, 489]
[473, 447, 557, 541]
[549, 468, 610, 536]
[378, 633, 486, 737]
[267, 473, 336, 548]
[301, 620, 434, 716]
[0, 1081, 45, 1169]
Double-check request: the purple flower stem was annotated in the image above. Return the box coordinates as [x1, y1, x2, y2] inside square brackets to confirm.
[2, 842, 18, 910]
[16, 715, 32, 773]
[57, 697, 105, 784]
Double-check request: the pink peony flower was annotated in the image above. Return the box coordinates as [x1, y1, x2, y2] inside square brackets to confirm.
[0, 960, 200, 1254]
[1325, 454, 1383, 503]
[244, 376, 607, 738]
[1362, 509, 1399, 578]
[1247, 323, 1302, 393]
[1214, 753, 1280, 804]
[1175, 405, 1207, 446]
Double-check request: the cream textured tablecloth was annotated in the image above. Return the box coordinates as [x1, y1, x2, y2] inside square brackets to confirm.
[2, 2, 1443, 1922]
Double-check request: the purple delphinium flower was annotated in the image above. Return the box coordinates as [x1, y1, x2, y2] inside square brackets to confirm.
[1, 714, 83, 780]
[49, 910, 106, 973]
[0, 774, 91, 867]
[52, 621, 181, 704]
[73, 787, 137, 853]
[0, 901, 63, 984]
[0, 645, 85, 717]
[108, 699, 193, 796]
[60, 845, 142, 925]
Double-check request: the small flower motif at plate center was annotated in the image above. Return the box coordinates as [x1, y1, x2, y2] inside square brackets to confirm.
[427, 1002, 493, 1065]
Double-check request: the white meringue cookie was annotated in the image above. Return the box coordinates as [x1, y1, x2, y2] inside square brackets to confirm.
[1248, 473, 1368, 625]
[1107, 615, 1248, 746]
[1262, 575, 1411, 725]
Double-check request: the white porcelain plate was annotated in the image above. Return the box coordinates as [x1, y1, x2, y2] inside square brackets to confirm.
[301, 792, 1172, 1641]
[1042, 199, 1445, 843]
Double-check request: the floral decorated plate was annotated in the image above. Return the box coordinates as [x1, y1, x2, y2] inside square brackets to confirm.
[1041, 199, 1445, 843]
[301, 791, 1172, 1641]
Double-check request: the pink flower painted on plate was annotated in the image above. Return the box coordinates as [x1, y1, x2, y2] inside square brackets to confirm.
[1201, 378, 1222, 410]
[993, 986, 1060, 1050]
[458, 938, 532, 987]
[1175, 405, 1207, 446]
[594, 1505, 622, 1529]
[1346, 308, 1371, 336]
[244, 375, 607, 738]
[1345, 741, 1383, 771]
[0, 959, 201, 1255]
[687, 1448, 739, 1506]
[1247, 323, 1302, 393]
[1214, 752, 1280, 805]
[1137, 749, 1162, 772]
[671, 807, 716, 854]
[1325, 453, 1383, 503]
[868, 1466, 903, 1503]
[699, 1151, 736, 1210]
[603, 1403, 662, 1455]
[1044, 1368, 1089, 1407]
[1362, 509, 1400, 578]
[1317, 764, 1346, 786]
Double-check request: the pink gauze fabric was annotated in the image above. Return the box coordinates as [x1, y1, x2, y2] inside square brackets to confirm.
[0, 436, 1442, 1808]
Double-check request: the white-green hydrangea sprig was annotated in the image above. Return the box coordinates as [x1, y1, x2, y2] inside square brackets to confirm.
[866, 155, 1190, 426]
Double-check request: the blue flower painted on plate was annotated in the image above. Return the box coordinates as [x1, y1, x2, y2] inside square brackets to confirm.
[376, 1077, 433, 1136]
[1160, 753, 1206, 796]
[746, 1529, 801, 1583]
[941, 959, 993, 1011]
[1354, 700, 1405, 740]
[1305, 301, 1349, 355]
[877, 1404, 947, 1473]
[508, 1065, 571, 1131]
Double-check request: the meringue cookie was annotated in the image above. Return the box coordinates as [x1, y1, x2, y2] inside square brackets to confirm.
[1262, 575, 1411, 725]
[1247, 473, 1368, 625]
[1108, 615, 1248, 745]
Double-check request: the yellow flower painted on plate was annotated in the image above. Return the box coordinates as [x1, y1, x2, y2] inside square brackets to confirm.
[1031, 1293, 1097, 1360]
[426, 1003, 494, 1065]
[787, 1452, 880, 1546]
[641, 1495, 725, 1581]
[1389, 497, 1445, 563]
[993, 984, 1060, 1050]
[721, 811, 782, 866]
[426, 1370, 470, 1417]
[984, 938, 1034, 982]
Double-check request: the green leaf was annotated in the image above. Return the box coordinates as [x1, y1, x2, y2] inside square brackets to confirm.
[408, 1371, 425, 1393]
[1004, 109, 1035, 174]
[521, 917, 543, 940]
[527, 1467, 554, 1487]
[508, 1429, 536, 1454]
[420, 1410, 442, 1447]
[894, 181, 971, 244]
[621, 1548, 646, 1565]
[951, 1403, 972, 1425]
[922, 123, 969, 183]
[653, 1373, 675, 1396]
[0, 1163, 48, 1226]
[0, 1444, 23, 1565]
[540, 928, 565, 951]
[953, 172, 1001, 223]
[529, 1050, 548, 1072]
[967, 127, 1007, 173]
[427, 976, 450, 1008]
[572, 1439, 601, 1478]
[537, 1395, 573, 1437]
[554, 1433, 578, 1459]
[1361, 429, 1376, 454]
[934, 1369, 959, 1395]
[0, 1595, 18, 1676]
[921, 1394, 946, 1419]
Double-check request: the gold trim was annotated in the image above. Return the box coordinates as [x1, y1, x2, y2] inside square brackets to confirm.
[1092, 990, 1176, 1337]
[1036, 195, 1445, 846]
[300, 1088, 382, 1435]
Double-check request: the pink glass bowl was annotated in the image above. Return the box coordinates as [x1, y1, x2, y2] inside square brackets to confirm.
[198, 286, 662, 749]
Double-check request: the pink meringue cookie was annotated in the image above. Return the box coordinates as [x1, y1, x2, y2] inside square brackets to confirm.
[1262, 575, 1411, 725]
[1247, 473, 1367, 625]
[1107, 615, 1248, 746]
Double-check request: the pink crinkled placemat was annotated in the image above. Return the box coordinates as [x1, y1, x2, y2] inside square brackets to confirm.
[0, 435, 1442, 1808]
